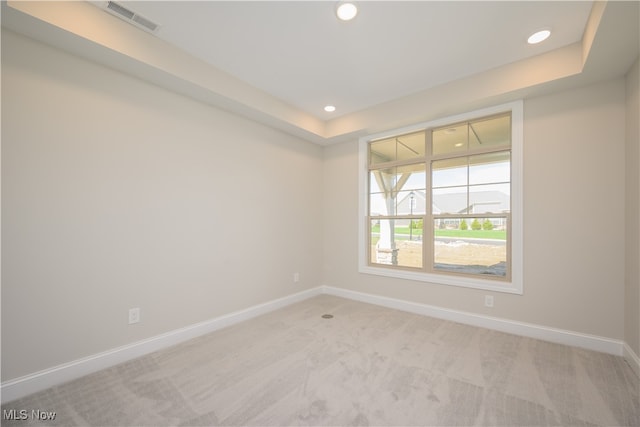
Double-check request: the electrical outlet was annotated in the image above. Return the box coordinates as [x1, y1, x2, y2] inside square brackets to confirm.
[293, 272, 300, 283]
[484, 295, 494, 308]
[128, 307, 140, 324]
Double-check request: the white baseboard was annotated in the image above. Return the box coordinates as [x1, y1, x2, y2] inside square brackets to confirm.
[321, 286, 626, 357]
[623, 342, 640, 379]
[1, 287, 322, 404]
[2, 285, 632, 404]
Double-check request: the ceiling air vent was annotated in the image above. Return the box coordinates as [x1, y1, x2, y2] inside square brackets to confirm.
[104, 1, 160, 33]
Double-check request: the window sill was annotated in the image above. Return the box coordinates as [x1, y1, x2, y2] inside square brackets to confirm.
[359, 264, 523, 294]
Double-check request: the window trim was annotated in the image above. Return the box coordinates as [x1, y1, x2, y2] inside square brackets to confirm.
[358, 101, 523, 295]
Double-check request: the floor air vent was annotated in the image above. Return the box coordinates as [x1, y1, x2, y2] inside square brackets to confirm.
[105, 1, 160, 33]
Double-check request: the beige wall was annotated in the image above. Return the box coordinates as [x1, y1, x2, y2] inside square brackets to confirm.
[323, 78, 627, 340]
[625, 58, 640, 357]
[1, 27, 636, 384]
[1, 31, 323, 381]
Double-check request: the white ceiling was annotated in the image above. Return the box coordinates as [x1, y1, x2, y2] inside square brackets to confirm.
[2, 0, 639, 144]
[125, 1, 594, 119]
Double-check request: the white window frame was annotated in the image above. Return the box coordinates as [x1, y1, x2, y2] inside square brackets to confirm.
[358, 101, 523, 294]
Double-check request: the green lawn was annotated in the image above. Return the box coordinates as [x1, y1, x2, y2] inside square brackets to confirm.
[371, 225, 506, 240]
[434, 229, 506, 240]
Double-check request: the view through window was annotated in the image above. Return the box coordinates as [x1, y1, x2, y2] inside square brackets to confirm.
[365, 109, 517, 286]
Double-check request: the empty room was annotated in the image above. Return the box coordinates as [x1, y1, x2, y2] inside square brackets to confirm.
[1, 1, 639, 426]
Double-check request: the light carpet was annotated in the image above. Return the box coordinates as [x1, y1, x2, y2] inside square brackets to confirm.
[2, 295, 639, 426]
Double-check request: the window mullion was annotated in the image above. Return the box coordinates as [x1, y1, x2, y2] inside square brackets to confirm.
[425, 129, 433, 273]
[430, 145, 509, 162]
[369, 158, 425, 171]
[466, 156, 470, 217]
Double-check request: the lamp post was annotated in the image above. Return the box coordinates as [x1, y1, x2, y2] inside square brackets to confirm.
[409, 191, 415, 241]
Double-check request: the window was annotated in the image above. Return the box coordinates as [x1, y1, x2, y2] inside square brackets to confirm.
[359, 102, 523, 294]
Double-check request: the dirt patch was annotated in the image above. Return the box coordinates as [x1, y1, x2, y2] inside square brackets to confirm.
[434, 240, 505, 267]
[372, 240, 506, 272]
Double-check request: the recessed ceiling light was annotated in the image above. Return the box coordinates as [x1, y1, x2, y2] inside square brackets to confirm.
[336, 2, 357, 21]
[528, 29, 551, 44]
[324, 105, 336, 112]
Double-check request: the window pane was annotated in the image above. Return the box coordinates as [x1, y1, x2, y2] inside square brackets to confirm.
[397, 190, 425, 215]
[370, 138, 396, 164]
[371, 164, 426, 216]
[371, 219, 422, 268]
[369, 168, 396, 194]
[369, 171, 381, 193]
[370, 132, 426, 165]
[433, 123, 467, 155]
[371, 165, 423, 193]
[432, 157, 467, 188]
[433, 114, 511, 155]
[396, 131, 426, 162]
[468, 114, 511, 150]
[432, 187, 467, 214]
[369, 167, 396, 193]
[433, 217, 507, 277]
[469, 151, 510, 185]
[370, 192, 394, 216]
[396, 164, 426, 191]
[469, 183, 510, 213]
[395, 164, 426, 215]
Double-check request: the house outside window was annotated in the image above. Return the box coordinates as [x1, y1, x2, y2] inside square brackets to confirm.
[359, 102, 523, 294]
